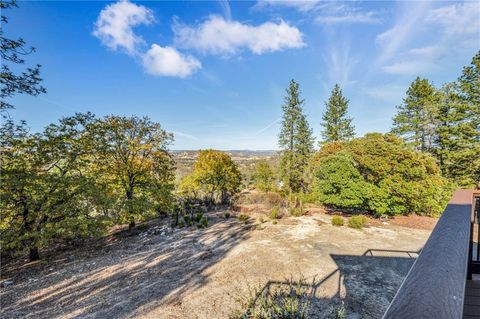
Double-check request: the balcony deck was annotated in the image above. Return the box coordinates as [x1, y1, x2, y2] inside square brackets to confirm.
[464, 280, 480, 318]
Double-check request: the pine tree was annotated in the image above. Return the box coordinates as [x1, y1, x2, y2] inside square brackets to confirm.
[278, 79, 314, 193]
[450, 51, 480, 187]
[320, 84, 355, 143]
[392, 77, 437, 152]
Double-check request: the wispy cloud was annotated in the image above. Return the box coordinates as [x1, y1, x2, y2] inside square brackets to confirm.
[171, 130, 199, 140]
[255, 117, 281, 135]
[217, 0, 232, 20]
[375, 1, 479, 76]
[316, 11, 381, 25]
[173, 15, 305, 55]
[254, 0, 322, 13]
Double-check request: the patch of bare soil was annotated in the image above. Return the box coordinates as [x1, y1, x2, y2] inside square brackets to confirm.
[1, 209, 432, 319]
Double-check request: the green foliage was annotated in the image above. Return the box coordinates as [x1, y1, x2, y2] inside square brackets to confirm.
[336, 302, 346, 319]
[238, 214, 250, 223]
[232, 278, 311, 319]
[0, 113, 108, 260]
[348, 215, 367, 229]
[253, 159, 275, 192]
[331, 216, 344, 226]
[89, 115, 176, 229]
[0, 1, 46, 110]
[187, 149, 242, 205]
[311, 134, 452, 216]
[320, 84, 355, 143]
[194, 212, 204, 223]
[433, 52, 480, 188]
[289, 207, 303, 217]
[224, 211, 231, 218]
[197, 216, 208, 229]
[270, 206, 280, 219]
[392, 77, 437, 152]
[278, 79, 314, 193]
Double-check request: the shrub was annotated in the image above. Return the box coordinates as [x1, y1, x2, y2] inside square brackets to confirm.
[311, 134, 452, 216]
[336, 301, 346, 319]
[290, 207, 303, 217]
[194, 212, 204, 223]
[232, 278, 311, 319]
[270, 206, 280, 219]
[272, 220, 278, 225]
[331, 216, 344, 226]
[178, 220, 185, 228]
[348, 215, 368, 229]
[197, 216, 208, 228]
[224, 212, 231, 219]
[259, 217, 265, 223]
[238, 214, 250, 223]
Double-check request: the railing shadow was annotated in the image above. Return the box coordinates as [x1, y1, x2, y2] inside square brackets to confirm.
[243, 249, 418, 318]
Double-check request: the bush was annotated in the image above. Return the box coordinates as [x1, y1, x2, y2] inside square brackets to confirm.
[348, 215, 368, 229]
[224, 212, 231, 218]
[331, 216, 344, 226]
[311, 134, 452, 216]
[270, 206, 280, 219]
[197, 216, 208, 228]
[194, 212, 204, 223]
[232, 278, 311, 319]
[238, 214, 250, 223]
[290, 207, 303, 217]
[259, 217, 266, 223]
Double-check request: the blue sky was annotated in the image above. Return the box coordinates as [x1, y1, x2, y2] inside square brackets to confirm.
[6, 0, 480, 150]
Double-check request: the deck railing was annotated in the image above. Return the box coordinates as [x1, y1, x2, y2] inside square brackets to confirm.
[383, 189, 478, 319]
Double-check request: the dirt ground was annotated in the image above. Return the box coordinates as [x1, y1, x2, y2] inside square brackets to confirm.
[1, 210, 434, 319]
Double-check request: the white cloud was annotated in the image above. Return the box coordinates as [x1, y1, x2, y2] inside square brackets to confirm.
[255, 0, 322, 12]
[426, 2, 480, 35]
[93, 0, 154, 55]
[316, 11, 381, 24]
[217, 0, 232, 20]
[142, 44, 201, 78]
[382, 60, 436, 75]
[375, 1, 432, 65]
[173, 15, 305, 55]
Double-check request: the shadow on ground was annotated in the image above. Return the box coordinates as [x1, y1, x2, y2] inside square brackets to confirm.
[1, 217, 253, 319]
[244, 249, 420, 318]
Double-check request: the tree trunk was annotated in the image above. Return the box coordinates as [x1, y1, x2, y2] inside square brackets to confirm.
[29, 247, 40, 262]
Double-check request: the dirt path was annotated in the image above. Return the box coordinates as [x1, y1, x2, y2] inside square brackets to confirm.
[1, 212, 431, 319]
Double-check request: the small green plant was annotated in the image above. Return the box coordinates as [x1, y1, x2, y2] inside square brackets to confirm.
[331, 216, 344, 226]
[183, 214, 191, 224]
[197, 216, 208, 229]
[224, 211, 231, 219]
[259, 216, 265, 224]
[238, 214, 250, 223]
[336, 301, 346, 319]
[270, 206, 280, 219]
[194, 212, 204, 223]
[290, 207, 303, 217]
[348, 215, 368, 229]
[178, 220, 185, 228]
[231, 277, 311, 319]
[272, 220, 278, 225]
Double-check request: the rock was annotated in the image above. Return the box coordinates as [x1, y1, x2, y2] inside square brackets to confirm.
[1, 280, 14, 288]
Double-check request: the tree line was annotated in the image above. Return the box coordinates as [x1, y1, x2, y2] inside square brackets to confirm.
[266, 51, 479, 217]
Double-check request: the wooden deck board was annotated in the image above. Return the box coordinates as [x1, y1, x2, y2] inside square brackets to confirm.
[464, 280, 480, 318]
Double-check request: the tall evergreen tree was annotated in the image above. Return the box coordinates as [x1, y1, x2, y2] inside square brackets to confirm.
[449, 51, 480, 187]
[278, 79, 314, 193]
[392, 77, 437, 152]
[320, 84, 355, 143]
